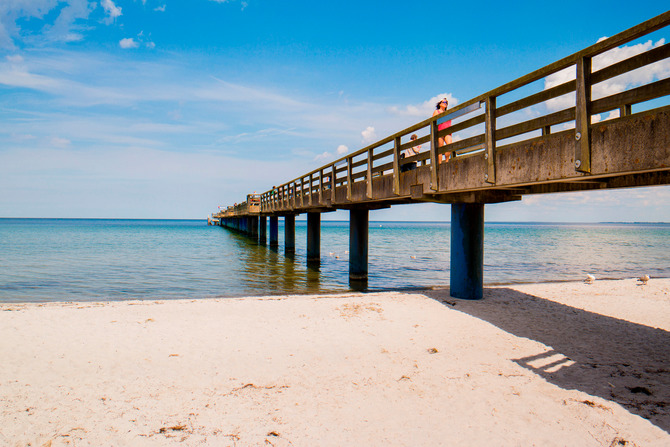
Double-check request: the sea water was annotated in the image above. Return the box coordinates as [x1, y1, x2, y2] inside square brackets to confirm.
[0, 218, 668, 303]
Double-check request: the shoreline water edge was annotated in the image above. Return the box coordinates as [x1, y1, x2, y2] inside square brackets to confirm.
[1, 278, 669, 445]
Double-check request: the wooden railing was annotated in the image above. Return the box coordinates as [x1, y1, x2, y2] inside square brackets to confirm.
[216, 194, 261, 218]
[259, 11, 670, 214]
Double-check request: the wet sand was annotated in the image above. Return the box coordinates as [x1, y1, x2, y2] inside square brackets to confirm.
[1, 278, 668, 446]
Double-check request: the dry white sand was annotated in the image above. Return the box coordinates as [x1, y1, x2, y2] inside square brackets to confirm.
[1, 278, 668, 446]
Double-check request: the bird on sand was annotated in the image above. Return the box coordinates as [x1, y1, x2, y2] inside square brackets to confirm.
[638, 274, 650, 285]
[585, 274, 596, 284]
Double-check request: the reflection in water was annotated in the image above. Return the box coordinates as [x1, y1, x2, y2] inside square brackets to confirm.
[349, 277, 368, 291]
[306, 259, 321, 290]
[231, 230, 330, 295]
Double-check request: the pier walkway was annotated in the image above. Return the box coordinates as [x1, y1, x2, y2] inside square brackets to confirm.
[213, 12, 670, 299]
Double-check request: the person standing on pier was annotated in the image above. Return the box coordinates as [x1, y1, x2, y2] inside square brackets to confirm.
[401, 134, 421, 172]
[433, 98, 452, 163]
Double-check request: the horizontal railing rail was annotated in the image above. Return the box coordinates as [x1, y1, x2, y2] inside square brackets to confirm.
[255, 11, 670, 214]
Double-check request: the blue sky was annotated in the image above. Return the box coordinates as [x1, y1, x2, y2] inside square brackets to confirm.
[1, 1, 669, 221]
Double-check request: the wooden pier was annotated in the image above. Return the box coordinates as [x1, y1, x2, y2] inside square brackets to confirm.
[213, 11, 670, 299]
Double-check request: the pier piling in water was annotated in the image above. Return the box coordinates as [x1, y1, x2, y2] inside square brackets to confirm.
[259, 216, 267, 243]
[450, 203, 485, 300]
[285, 215, 295, 253]
[307, 212, 320, 262]
[269, 216, 279, 247]
[349, 209, 368, 281]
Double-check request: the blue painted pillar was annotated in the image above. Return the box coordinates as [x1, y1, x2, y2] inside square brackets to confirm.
[450, 203, 485, 300]
[249, 216, 258, 239]
[306, 212, 320, 262]
[349, 209, 368, 281]
[259, 216, 267, 244]
[285, 214, 295, 253]
[269, 216, 279, 247]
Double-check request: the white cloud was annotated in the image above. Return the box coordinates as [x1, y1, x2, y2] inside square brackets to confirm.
[314, 151, 331, 161]
[101, 0, 122, 23]
[119, 38, 138, 49]
[361, 126, 377, 143]
[389, 93, 459, 117]
[154, 5, 167, 12]
[314, 145, 348, 162]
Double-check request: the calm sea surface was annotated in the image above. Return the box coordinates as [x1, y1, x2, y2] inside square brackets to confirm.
[0, 218, 668, 303]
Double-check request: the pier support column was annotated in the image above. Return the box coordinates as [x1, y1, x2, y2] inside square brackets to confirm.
[349, 209, 368, 281]
[285, 214, 295, 254]
[259, 216, 267, 244]
[306, 212, 320, 262]
[249, 216, 259, 240]
[450, 203, 485, 300]
[269, 216, 279, 247]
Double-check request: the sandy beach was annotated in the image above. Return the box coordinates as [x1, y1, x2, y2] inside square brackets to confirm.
[1, 278, 668, 446]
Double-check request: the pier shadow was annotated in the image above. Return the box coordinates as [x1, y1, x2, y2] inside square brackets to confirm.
[420, 287, 670, 433]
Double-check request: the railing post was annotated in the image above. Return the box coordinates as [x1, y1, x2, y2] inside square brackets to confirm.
[299, 178, 304, 208]
[366, 148, 373, 199]
[346, 157, 353, 201]
[575, 56, 592, 173]
[309, 173, 314, 206]
[484, 96, 497, 184]
[429, 120, 439, 191]
[319, 169, 324, 205]
[330, 164, 336, 202]
[289, 184, 294, 209]
[392, 136, 401, 195]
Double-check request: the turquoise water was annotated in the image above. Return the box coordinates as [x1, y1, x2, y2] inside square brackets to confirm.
[0, 218, 668, 302]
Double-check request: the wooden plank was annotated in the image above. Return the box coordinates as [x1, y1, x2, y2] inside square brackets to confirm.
[592, 42, 670, 85]
[591, 77, 670, 115]
[445, 135, 486, 154]
[575, 56, 592, 173]
[496, 108, 575, 141]
[485, 96, 496, 184]
[497, 80, 576, 117]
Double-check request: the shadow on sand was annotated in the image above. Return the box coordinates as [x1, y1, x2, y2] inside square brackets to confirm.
[420, 287, 670, 433]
